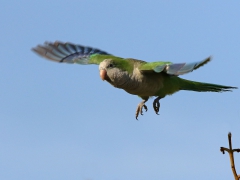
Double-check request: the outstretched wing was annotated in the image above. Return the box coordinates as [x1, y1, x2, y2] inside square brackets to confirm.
[139, 57, 211, 75]
[32, 41, 112, 65]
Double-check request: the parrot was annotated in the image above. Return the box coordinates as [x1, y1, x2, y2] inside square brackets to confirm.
[32, 41, 237, 119]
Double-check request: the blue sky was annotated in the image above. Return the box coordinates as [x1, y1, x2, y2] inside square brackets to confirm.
[1, 1, 240, 179]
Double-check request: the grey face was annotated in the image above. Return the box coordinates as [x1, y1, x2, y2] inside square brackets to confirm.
[99, 59, 130, 88]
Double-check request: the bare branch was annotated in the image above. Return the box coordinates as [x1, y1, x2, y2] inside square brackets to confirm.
[220, 132, 240, 180]
[233, 149, 240, 153]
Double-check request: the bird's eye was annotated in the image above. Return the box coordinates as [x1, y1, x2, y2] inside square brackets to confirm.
[108, 63, 114, 68]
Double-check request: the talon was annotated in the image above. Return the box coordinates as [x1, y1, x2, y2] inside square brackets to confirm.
[143, 105, 148, 112]
[135, 98, 149, 120]
[153, 97, 161, 115]
[135, 108, 140, 120]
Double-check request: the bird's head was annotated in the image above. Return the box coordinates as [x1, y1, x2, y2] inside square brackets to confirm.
[99, 59, 115, 81]
[99, 59, 132, 86]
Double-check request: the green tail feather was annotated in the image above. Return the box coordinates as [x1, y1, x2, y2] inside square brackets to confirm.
[180, 79, 237, 92]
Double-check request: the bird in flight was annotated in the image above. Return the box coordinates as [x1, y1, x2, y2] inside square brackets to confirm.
[32, 41, 237, 119]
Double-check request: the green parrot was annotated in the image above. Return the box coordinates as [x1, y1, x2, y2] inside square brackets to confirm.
[32, 41, 237, 119]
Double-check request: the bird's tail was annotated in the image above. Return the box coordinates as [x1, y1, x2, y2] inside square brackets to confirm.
[180, 79, 237, 92]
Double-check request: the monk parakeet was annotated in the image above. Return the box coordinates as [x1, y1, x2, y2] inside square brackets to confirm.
[32, 41, 237, 119]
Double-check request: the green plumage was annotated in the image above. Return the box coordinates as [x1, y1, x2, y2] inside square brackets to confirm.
[32, 41, 237, 119]
[89, 54, 117, 65]
[139, 61, 172, 71]
[155, 75, 234, 98]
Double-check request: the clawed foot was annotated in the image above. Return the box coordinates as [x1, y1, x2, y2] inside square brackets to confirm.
[135, 97, 161, 119]
[135, 100, 148, 120]
[153, 97, 161, 115]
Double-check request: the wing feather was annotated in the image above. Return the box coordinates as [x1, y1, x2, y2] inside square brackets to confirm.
[139, 57, 211, 75]
[32, 41, 111, 65]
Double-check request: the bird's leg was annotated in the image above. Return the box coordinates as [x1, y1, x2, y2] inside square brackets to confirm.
[135, 98, 149, 120]
[153, 97, 161, 115]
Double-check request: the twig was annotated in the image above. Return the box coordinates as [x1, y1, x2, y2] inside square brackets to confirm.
[220, 132, 240, 180]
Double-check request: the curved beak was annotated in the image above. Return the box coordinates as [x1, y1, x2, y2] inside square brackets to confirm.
[100, 69, 107, 81]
